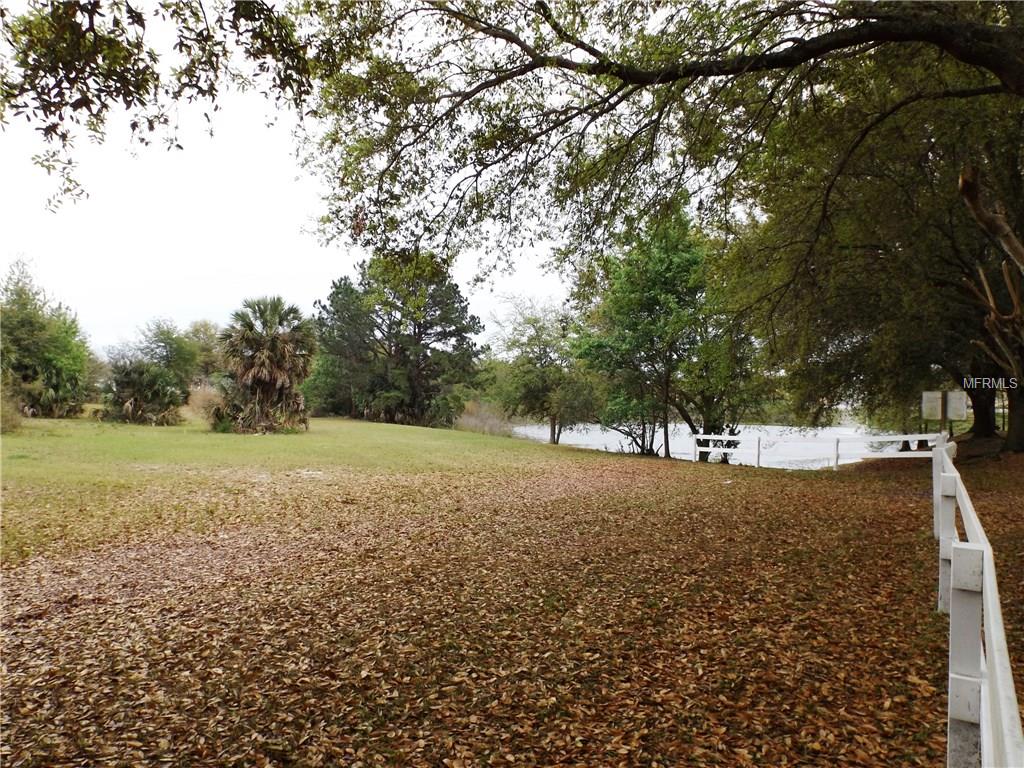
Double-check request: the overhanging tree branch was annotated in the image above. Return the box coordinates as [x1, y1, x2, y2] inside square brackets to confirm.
[430, 2, 1023, 94]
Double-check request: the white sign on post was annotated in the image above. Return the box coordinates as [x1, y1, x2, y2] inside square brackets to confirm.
[946, 390, 968, 421]
[922, 391, 943, 421]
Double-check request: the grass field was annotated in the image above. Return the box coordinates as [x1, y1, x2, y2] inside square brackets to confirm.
[1, 416, 564, 562]
[2, 417, 1022, 766]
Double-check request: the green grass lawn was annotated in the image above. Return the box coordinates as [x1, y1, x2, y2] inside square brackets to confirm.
[3, 413, 559, 478]
[2, 417, 1022, 766]
[1, 416, 576, 562]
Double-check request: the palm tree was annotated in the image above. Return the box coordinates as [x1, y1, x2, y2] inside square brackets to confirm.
[217, 297, 317, 432]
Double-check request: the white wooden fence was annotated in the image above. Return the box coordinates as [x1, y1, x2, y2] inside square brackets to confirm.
[690, 431, 939, 468]
[692, 430, 1024, 766]
[931, 434, 1024, 767]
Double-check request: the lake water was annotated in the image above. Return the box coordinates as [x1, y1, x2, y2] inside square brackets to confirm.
[512, 422, 924, 470]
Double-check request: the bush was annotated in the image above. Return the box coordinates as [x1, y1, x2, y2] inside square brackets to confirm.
[210, 374, 309, 433]
[1, 262, 94, 418]
[100, 357, 186, 425]
[209, 413, 235, 433]
[455, 400, 512, 437]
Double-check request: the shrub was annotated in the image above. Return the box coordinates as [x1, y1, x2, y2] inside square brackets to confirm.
[100, 356, 186, 425]
[1, 262, 94, 418]
[210, 373, 309, 433]
[209, 412, 235, 433]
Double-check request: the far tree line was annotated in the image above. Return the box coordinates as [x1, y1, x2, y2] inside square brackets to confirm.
[4, 197, 1016, 454]
[0, 262, 319, 434]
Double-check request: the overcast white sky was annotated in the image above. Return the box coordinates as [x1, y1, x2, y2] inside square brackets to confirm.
[1, 89, 567, 355]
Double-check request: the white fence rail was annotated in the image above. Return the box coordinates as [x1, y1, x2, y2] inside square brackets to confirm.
[691, 432, 939, 469]
[931, 435, 1024, 768]
[692, 430, 1024, 765]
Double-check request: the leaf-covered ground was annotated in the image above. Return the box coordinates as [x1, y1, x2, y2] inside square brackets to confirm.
[2, 419, 1022, 766]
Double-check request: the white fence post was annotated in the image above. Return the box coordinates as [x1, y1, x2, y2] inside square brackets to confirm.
[692, 434, 698, 462]
[755, 436, 761, 468]
[937, 472, 958, 615]
[832, 438, 840, 471]
[948, 541, 984, 768]
[933, 433, 947, 539]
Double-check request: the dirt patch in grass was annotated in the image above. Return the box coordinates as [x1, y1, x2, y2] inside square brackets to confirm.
[2, 445, 1022, 767]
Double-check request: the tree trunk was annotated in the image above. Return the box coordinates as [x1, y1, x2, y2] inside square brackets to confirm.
[958, 358, 1002, 438]
[1006, 387, 1024, 452]
[549, 415, 557, 444]
[700, 417, 724, 463]
[698, 427, 713, 463]
[663, 409, 671, 458]
[965, 385, 998, 438]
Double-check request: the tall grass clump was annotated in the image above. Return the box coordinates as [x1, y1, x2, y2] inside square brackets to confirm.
[1, 383, 22, 433]
[187, 385, 222, 418]
[455, 400, 512, 437]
